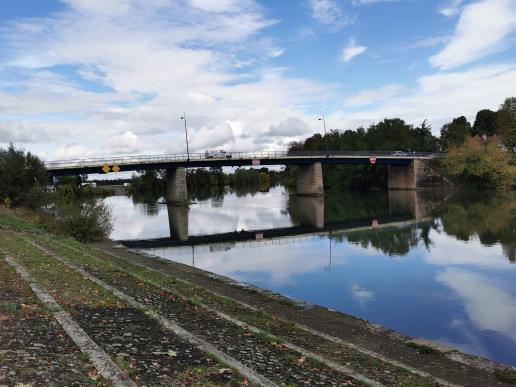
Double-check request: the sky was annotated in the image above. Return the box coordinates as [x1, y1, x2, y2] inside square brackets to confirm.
[1, 0, 516, 161]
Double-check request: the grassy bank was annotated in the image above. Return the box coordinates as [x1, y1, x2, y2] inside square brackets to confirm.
[1, 206, 516, 386]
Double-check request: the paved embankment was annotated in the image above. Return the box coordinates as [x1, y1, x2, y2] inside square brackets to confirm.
[1, 213, 516, 386]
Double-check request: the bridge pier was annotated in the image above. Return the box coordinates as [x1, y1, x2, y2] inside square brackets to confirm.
[388, 160, 418, 190]
[296, 196, 325, 228]
[296, 162, 324, 196]
[166, 168, 188, 204]
[388, 160, 451, 190]
[167, 204, 189, 241]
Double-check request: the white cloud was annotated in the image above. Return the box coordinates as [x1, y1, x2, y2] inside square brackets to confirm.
[344, 83, 403, 107]
[438, 0, 464, 17]
[351, 284, 375, 305]
[341, 38, 367, 62]
[328, 63, 516, 134]
[430, 0, 516, 69]
[266, 117, 312, 137]
[437, 269, 516, 343]
[0, 0, 330, 158]
[308, 0, 352, 30]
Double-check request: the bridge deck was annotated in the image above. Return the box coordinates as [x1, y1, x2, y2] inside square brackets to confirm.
[45, 151, 440, 176]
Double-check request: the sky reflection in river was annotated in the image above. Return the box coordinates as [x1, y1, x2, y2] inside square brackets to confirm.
[104, 188, 516, 366]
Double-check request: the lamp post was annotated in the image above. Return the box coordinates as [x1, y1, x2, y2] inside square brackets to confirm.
[180, 113, 190, 161]
[318, 115, 329, 156]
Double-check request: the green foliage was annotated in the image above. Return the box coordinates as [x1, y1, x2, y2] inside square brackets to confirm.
[497, 97, 516, 154]
[128, 170, 166, 201]
[442, 139, 511, 190]
[0, 144, 48, 208]
[290, 118, 440, 190]
[54, 200, 113, 242]
[472, 109, 498, 136]
[440, 116, 471, 149]
[436, 192, 516, 262]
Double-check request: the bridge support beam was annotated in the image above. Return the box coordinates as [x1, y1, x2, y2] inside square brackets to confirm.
[388, 160, 451, 190]
[167, 204, 189, 241]
[166, 167, 188, 204]
[296, 196, 325, 228]
[388, 160, 419, 190]
[296, 162, 324, 196]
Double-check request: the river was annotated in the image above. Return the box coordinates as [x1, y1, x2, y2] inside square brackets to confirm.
[103, 186, 516, 366]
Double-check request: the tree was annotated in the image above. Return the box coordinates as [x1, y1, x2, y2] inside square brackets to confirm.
[440, 116, 471, 149]
[442, 138, 511, 189]
[472, 109, 498, 137]
[497, 97, 516, 154]
[0, 144, 48, 207]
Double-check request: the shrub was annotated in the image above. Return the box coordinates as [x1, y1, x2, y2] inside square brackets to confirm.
[55, 200, 113, 242]
[442, 138, 511, 190]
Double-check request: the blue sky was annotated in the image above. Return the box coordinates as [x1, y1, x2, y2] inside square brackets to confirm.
[1, 0, 516, 160]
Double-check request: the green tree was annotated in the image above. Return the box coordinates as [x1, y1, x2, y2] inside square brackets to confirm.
[442, 138, 511, 189]
[0, 144, 48, 207]
[472, 109, 498, 137]
[440, 116, 471, 149]
[497, 97, 516, 154]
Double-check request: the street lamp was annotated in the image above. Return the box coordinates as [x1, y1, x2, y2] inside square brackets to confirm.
[318, 114, 329, 156]
[180, 113, 190, 161]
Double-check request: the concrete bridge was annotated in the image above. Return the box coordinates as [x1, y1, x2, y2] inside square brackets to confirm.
[45, 151, 446, 202]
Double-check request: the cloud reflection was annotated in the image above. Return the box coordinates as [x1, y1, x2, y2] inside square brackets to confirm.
[437, 268, 516, 344]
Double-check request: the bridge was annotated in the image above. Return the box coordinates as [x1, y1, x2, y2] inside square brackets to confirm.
[45, 151, 446, 202]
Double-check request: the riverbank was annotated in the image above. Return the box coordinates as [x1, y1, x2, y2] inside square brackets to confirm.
[1, 208, 516, 386]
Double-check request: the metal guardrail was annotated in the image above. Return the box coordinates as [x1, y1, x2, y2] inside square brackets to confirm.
[45, 151, 442, 170]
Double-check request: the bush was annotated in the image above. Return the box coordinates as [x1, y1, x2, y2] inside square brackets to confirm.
[442, 138, 512, 189]
[55, 200, 113, 242]
[0, 144, 48, 207]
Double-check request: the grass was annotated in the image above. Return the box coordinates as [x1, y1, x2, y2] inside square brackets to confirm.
[30, 230, 442, 387]
[0, 301, 17, 314]
[495, 368, 516, 384]
[406, 342, 440, 356]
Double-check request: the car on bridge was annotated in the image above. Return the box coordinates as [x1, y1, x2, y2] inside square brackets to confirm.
[205, 150, 232, 159]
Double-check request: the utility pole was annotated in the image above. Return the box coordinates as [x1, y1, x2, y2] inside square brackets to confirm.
[318, 115, 329, 156]
[181, 113, 190, 161]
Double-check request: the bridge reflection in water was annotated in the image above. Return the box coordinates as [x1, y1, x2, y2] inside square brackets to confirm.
[121, 190, 449, 258]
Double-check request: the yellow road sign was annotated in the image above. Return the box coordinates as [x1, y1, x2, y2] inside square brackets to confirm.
[111, 164, 120, 173]
[102, 164, 111, 173]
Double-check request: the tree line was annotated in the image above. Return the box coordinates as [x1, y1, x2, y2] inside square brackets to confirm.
[290, 97, 515, 190]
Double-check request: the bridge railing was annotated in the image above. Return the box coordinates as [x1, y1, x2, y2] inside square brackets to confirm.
[45, 150, 441, 170]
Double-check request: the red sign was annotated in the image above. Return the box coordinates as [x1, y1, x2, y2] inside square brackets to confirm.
[369, 156, 377, 164]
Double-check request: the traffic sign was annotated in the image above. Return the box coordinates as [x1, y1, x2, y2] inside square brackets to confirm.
[369, 156, 377, 165]
[111, 164, 120, 173]
[101, 164, 111, 173]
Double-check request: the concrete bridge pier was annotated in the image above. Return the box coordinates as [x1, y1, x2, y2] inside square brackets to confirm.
[296, 162, 324, 196]
[296, 196, 325, 229]
[167, 204, 189, 241]
[166, 167, 188, 204]
[387, 160, 418, 190]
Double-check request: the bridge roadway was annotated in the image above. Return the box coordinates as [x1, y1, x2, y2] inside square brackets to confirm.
[120, 213, 430, 250]
[45, 150, 439, 176]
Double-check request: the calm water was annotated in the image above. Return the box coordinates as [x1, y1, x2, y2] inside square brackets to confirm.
[104, 187, 516, 366]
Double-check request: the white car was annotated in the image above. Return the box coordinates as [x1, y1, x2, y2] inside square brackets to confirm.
[205, 150, 232, 159]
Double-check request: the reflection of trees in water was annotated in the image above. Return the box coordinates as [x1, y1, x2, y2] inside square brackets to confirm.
[336, 220, 439, 257]
[436, 191, 516, 263]
[320, 191, 515, 262]
[130, 194, 161, 216]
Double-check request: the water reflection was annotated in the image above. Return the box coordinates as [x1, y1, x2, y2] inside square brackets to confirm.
[104, 189, 516, 365]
